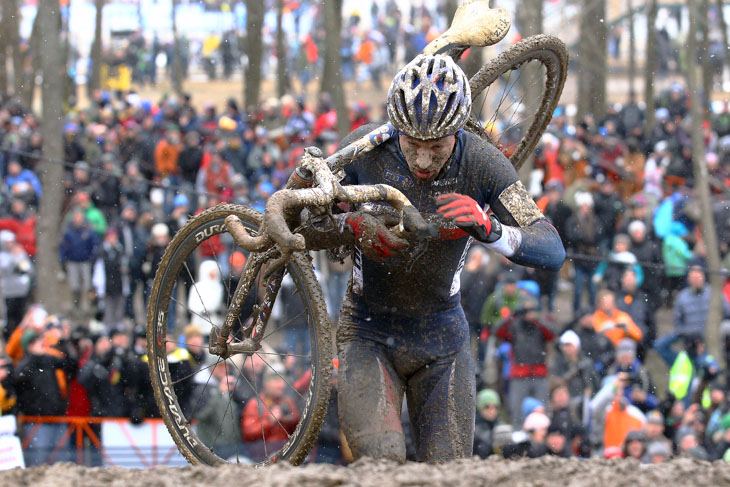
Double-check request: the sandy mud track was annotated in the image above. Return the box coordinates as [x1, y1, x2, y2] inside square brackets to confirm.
[2, 456, 730, 487]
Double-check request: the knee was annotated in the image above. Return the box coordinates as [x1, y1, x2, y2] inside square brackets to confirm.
[347, 431, 406, 464]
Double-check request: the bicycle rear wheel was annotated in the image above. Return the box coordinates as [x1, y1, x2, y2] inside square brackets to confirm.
[465, 34, 568, 170]
[146, 203, 333, 466]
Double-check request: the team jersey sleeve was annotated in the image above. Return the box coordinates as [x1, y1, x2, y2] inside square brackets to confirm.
[474, 139, 566, 272]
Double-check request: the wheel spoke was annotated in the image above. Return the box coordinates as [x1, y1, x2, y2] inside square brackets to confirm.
[188, 356, 224, 421]
[171, 295, 217, 330]
[183, 261, 215, 329]
[255, 353, 306, 402]
[170, 359, 219, 386]
[237, 357, 293, 448]
[211, 360, 243, 460]
[261, 310, 306, 341]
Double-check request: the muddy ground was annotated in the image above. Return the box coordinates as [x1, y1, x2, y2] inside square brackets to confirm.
[3, 456, 730, 487]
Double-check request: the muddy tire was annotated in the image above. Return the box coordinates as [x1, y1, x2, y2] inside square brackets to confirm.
[465, 34, 568, 170]
[147, 203, 333, 466]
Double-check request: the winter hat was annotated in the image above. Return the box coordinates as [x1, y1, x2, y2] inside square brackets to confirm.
[476, 388, 500, 409]
[616, 338, 637, 356]
[560, 330, 581, 349]
[173, 194, 189, 208]
[647, 441, 671, 460]
[646, 410, 664, 425]
[522, 397, 544, 419]
[523, 412, 550, 432]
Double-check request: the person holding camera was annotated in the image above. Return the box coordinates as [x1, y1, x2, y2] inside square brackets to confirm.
[606, 339, 658, 413]
[592, 289, 643, 346]
[495, 295, 555, 428]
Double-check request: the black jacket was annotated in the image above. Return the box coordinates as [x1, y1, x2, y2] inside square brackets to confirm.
[78, 350, 131, 417]
[14, 353, 74, 416]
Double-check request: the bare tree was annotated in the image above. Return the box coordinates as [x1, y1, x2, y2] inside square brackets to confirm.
[644, 0, 658, 130]
[320, 0, 348, 137]
[244, 0, 264, 112]
[514, 0, 543, 178]
[627, 0, 636, 95]
[577, 0, 607, 120]
[23, 12, 41, 108]
[171, 0, 184, 97]
[36, 0, 65, 312]
[88, 0, 103, 97]
[276, 0, 290, 98]
[687, 0, 725, 360]
[701, 0, 712, 112]
[4, 0, 23, 99]
[0, 3, 8, 94]
[716, 0, 729, 72]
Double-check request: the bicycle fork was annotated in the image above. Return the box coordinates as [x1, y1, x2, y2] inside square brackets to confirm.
[208, 234, 286, 359]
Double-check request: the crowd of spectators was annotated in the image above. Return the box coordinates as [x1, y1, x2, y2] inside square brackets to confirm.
[464, 85, 730, 463]
[1, 6, 730, 463]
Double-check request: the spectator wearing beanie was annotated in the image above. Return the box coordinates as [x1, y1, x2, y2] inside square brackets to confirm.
[550, 330, 600, 405]
[645, 440, 671, 463]
[560, 307, 615, 375]
[474, 388, 503, 458]
[606, 339, 658, 413]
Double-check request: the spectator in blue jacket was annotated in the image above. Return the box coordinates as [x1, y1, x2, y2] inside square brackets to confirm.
[4, 159, 42, 206]
[59, 209, 99, 320]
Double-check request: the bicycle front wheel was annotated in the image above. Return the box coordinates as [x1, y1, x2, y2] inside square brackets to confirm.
[146, 203, 333, 466]
[466, 34, 568, 170]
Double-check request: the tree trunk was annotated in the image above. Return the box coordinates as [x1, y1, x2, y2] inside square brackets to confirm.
[62, 0, 75, 105]
[701, 0, 712, 112]
[171, 0, 183, 97]
[0, 3, 8, 94]
[515, 0, 543, 179]
[628, 0, 636, 95]
[644, 0, 658, 131]
[717, 0, 730, 75]
[23, 11, 41, 109]
[244, 0, 264, 112]
[37, 0, 64, 313]
[88, 0, 103, 98]
[276, 0, 290, 98]
[577, 0, 607, 120]
[686, 0, 725, 361]
[320, 0, 348, 137]
[6, 0, 23, 99]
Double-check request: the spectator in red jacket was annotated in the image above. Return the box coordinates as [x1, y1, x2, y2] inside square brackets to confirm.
[241, 368, 300, 443]
[496, 296, 555, 428]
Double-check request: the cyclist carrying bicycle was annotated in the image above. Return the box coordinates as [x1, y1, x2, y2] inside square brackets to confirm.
[311, 53, 566, 463]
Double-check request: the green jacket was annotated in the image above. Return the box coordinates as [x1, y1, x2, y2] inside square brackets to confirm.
[479, 288, 523, 330]
[661, 234, 692, 277]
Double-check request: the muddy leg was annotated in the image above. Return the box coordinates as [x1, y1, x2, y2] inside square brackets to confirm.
[405, 344, 475, 462]
[338, 339, 407, 463]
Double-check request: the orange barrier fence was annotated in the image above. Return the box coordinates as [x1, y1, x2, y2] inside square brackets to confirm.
[17, 416, 187, 468]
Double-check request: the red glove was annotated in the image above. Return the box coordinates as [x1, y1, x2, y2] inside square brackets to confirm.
[436, 193, 501, 242]
[345, 212, 408, 262]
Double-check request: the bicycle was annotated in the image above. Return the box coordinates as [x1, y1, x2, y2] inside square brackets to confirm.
[146, 0, 568, 467]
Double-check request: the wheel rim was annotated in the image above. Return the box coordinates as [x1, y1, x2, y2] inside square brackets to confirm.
[147, 208, 331, 466]
[467, 36, 568, 170]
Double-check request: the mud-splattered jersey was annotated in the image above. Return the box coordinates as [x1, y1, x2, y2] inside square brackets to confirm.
[340, 123, 565, 317]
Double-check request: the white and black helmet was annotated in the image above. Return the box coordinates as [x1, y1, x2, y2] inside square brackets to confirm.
[387, 54, 472, 140]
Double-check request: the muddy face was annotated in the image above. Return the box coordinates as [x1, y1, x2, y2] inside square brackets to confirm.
[398, 134, 456, 182]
